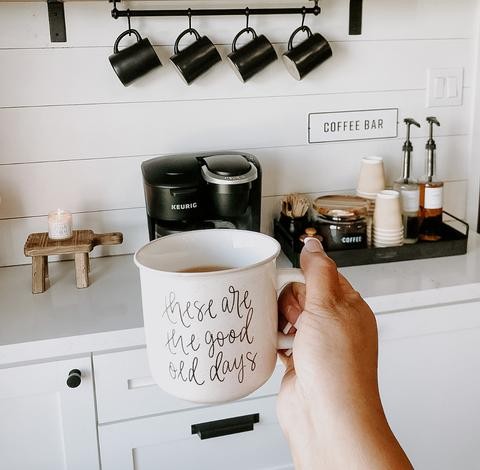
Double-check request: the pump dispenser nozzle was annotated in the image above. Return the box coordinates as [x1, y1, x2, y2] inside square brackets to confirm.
[401, 118, 421, 183]
[426, 116, 440, 182]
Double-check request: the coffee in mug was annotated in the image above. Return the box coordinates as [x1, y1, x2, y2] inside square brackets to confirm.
[134, 229, 305, 403]
[178, 265, 233, 273]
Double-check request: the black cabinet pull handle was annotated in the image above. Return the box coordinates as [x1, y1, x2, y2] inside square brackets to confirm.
[191, 413, 259, 440]
[66, 369, 82, 388]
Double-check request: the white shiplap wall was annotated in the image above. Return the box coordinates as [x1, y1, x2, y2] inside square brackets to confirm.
[0, 0, 477, 267]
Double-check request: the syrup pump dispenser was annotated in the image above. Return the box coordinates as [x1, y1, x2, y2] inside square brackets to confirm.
[400, 118, 421, 183]
[419, 116, 443, 241]
[393, 118, 421, 244]
[425, 116, 441, 183]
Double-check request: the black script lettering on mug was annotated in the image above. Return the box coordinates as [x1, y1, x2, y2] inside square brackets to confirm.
[169, 357, 205, 386]
[162, 292, 194, 328]
[204, 308, 254, 358]
[221, 285, 252, 319]
[165, 328, 200, 355]
[209, 351, 257, 384]
[163, 292, 218, 328]
[193, 299, 216, 322]
[246, 351, 258, 372]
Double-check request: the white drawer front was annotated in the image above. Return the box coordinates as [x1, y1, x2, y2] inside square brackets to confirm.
[94, 348, 285, 424]
[99, 395, 293, 470]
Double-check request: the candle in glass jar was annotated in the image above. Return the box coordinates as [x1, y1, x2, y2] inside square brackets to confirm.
[48, 209, 73, 240]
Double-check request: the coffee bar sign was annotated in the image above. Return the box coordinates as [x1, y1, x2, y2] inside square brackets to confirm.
[308, 108, 398, 143]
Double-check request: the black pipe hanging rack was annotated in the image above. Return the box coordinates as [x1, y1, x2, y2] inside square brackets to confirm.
[109, 0, 321, 19]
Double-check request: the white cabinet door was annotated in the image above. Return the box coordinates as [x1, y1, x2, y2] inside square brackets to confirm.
[378, 301, 480, 470]
[0, 355, 99, 470]
[99, 395, 293, 470]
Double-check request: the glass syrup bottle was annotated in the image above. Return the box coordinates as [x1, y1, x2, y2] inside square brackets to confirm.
[419, 116, 443, 241]
[393, 118, 421, 244]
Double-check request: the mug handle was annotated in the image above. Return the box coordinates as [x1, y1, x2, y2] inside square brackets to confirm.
[232, 27, 258, 52]
[276, 268, 305, 350]
[114, 29, 142, 54]
[288, 25, 312, 51]
[174, 28, 201, 54]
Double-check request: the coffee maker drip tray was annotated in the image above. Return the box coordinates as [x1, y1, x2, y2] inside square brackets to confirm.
[155, 220, 215, 238]
[208, 220, 237, 229]
[155, 220, 237, 237]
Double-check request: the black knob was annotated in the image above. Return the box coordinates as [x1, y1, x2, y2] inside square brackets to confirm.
[67, 369, 82, 388]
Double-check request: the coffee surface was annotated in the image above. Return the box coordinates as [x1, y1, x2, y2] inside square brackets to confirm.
[178, 265, 232, 273]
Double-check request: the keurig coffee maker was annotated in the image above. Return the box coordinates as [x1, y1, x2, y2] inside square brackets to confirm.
[142, 152, 262, 240]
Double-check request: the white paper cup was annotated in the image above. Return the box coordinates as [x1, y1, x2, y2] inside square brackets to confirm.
[374, 229, 404, 237]
[374, 240, 404, 248]
[373, 190, 403, 231]
[373, 237, 404, 244]
[374, 227, 404, 233]
[374, 238, 404, 244]
[357, 156, 386, 196]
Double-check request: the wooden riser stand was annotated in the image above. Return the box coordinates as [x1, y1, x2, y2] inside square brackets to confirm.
[24, 230, 123, 294]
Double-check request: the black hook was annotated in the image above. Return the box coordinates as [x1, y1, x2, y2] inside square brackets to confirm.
[187, 8, 192, 30]
[127, 8, 131, 34]
[301, 6, 306, 27]
[245, 7, 250, 29]
[111, 0, 119, 19]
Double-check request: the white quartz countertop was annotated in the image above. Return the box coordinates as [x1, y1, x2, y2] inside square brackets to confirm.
[1, 233, 480, 367]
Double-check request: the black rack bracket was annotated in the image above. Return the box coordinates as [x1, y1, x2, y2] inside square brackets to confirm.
[349, 0, 363, 35]
[47, 0, 67, 42]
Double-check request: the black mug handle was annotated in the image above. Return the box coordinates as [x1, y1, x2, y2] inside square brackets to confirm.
[114, 29, 142, 54]
[232, 27, 258, 52]
[288, 26, 312, 51]
[174, 28, 201, 54]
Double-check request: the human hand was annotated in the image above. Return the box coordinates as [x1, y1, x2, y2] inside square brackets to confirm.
[277, 238, 412, 469]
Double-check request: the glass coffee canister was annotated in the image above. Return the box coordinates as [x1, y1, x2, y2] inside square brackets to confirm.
[312, 195, 369, 251]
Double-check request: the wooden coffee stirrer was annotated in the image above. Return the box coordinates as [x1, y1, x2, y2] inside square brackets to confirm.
[24, 230, 123, 294]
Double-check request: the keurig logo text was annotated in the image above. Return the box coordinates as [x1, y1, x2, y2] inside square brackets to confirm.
[171, 202, 198, 210]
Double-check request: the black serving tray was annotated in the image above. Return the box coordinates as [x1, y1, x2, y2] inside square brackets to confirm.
[274, 211, 469, 268]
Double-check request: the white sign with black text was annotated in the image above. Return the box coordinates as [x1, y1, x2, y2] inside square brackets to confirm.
[308, 108, 398, 143]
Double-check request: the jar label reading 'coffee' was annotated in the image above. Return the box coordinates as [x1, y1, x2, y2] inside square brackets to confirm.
[424, 187, 443, 209]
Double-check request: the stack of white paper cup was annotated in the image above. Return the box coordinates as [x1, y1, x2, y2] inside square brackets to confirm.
[373, 190, 404, 247]
[356, 156, 386, 247]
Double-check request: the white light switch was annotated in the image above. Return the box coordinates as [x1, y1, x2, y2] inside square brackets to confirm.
[434, 77, 446, 99]
[446, 76, 458, 98]
[427, 67, 463, 107]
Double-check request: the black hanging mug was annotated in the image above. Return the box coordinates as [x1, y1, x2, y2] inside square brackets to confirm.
[282, 26, 332, 81]
[227, 27, 278, 83]
[109, 29, 162, 86]
[170, 28, 221, 85]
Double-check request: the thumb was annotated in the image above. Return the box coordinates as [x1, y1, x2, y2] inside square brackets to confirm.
[300, 238, 342, 312]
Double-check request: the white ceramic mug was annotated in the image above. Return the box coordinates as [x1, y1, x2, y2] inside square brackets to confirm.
[134, 229, 304, 403]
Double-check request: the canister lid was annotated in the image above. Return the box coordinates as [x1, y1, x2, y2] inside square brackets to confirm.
[313, 195, 369, 220]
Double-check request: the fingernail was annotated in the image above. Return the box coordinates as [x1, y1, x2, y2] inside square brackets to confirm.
[304, 237, 324, 252]
[293, 313, 303, 330]
[282, 322, 293, 335]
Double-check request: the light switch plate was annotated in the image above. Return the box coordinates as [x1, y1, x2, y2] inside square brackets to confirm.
[427, 67, 464, 107]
